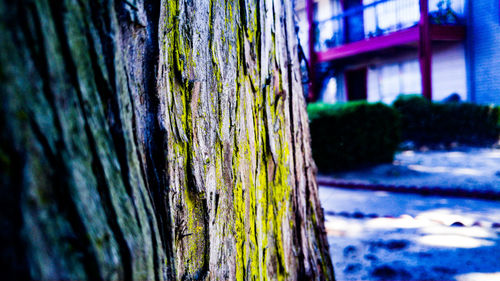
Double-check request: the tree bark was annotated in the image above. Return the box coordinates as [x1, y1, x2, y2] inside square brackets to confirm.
[0, 0, 334, 280]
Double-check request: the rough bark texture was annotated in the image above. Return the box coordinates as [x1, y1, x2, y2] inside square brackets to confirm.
[0, 0, 334, 280]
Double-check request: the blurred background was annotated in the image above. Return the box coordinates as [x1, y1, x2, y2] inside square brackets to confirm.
[293, 0, 500, 280]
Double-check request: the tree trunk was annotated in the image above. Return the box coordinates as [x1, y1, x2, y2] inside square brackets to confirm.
[0, 0, 334, 280]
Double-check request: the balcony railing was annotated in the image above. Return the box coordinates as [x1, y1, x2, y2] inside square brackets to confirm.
[315, 0, 464, 52]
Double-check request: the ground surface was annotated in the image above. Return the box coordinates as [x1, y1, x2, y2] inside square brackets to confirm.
[322, 187, 500, 281]
[320, 148, 500, 281]
[319, 148, 500, 192]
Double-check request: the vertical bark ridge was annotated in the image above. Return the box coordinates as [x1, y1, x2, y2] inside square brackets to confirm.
[46, 1, 134, 279]
[83, 0, 144, 230]
[124, 64, 162, 281]
[18, 1, 109, 279]
[29, 118, 104, 281]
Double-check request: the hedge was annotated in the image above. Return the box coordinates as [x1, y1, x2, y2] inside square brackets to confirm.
[393, 95, 500, 145]
[307, 102, 401, 172]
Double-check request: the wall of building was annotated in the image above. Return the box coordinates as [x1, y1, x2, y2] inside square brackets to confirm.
[467, 0, 500, 105]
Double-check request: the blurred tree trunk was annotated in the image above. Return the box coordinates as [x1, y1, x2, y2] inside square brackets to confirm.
[0, 0, 334, 280]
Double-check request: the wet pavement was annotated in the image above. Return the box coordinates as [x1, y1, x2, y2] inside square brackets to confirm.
[320, 186, 500, 281]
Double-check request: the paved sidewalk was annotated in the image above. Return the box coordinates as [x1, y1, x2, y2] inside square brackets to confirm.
[320, 186, 500, 281]
[319, 147, 500, 193]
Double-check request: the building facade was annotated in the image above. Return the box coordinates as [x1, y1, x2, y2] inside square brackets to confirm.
[295, 0, 499, 105]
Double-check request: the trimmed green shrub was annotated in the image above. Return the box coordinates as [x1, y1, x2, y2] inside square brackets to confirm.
[307, 102, 401, 172]
[393, 95, 500, 145]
